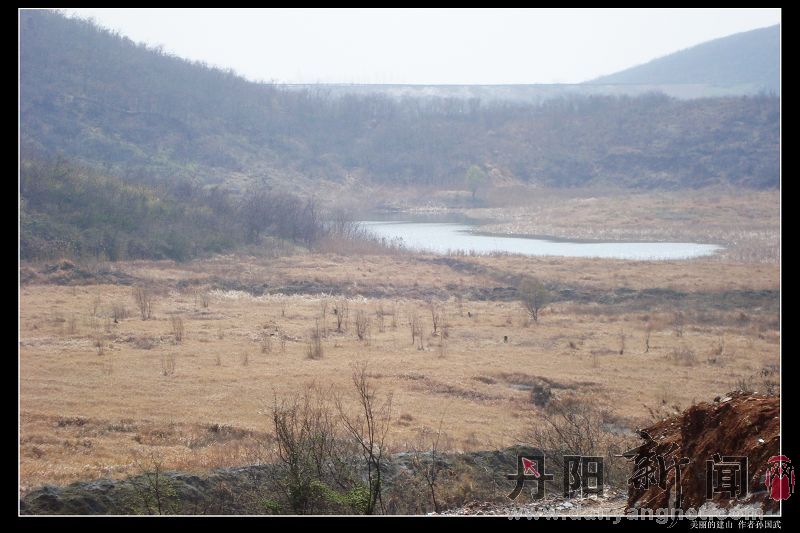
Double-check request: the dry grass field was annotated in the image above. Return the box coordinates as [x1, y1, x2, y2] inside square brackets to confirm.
[19, 246, 779, 494]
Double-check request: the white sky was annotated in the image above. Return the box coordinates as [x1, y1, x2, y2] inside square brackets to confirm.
[64, 8, 780, 85]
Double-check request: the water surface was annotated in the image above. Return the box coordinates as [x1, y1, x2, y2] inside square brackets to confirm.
[359, 220, 722, 260]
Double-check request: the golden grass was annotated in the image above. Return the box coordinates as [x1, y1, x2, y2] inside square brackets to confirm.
[19, 251, 779, 492]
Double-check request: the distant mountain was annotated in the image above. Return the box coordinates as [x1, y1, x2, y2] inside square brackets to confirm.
[20, 10, 779, 193]
[588, 25, 779, 94]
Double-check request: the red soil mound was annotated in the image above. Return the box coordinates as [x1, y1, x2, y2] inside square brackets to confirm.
[626, 391, 781, 513]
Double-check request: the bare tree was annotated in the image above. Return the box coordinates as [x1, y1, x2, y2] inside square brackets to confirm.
[411, 417, 447, 513]
[336, 363, 393, 515]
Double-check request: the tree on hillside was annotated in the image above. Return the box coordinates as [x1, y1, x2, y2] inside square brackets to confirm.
[464, 165, 487, 202]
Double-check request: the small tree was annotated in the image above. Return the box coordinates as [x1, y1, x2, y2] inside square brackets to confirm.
[464, 165, 487, 202]
[336, 363, 392, 515]
[518, 278, 551, 323]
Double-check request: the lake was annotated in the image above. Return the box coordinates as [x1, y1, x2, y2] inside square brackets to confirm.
[359, 220, 722, 260]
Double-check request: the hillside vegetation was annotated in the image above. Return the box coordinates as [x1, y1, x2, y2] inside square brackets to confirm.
[21, 10, 779, 191]
[590, 25, 779, 92]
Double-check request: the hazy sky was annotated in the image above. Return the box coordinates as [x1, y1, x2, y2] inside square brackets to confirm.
[65, 8, 780, 85]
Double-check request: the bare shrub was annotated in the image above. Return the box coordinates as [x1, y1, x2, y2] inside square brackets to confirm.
[644, 322, 652, 353]
[260, 332, 272, 354]
[161, 353, 176, 376]
[112, 303, 129, 322]
[669, 345, 697, 366]
[130, 453, 180, 515]
[170, 316, 184, 343]
[319, 299, 329, 336]
[410, 417, 447, 513]
[409, 308, 424, 350]
[673, 311, 684, 337]
[307, 320, 324, 359]
[200, 293, 210, 308]
[429, 301, 443, 335]
[375, 305, 386, 333]
[438, 333, 447, 358]
[355, 310, 371, 342]
[133, 286, 154, 320]
[710, 335, 725, 357]
[270, 387, 362, 514]
[93, 332, 105, 355]
[529, 381, 552, 407]
[735, 376, 755, 393]
[518, 278, 551, 323]
[334, 300, 349, 333]
[278, 328, 287, 355]
[528, 395, 633, 489]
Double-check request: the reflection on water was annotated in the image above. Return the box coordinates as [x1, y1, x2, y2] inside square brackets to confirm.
[359, 220, 722, 260]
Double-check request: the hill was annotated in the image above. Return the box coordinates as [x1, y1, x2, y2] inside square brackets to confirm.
[589, 25, 780, 94]
[20, 10, 779, 192]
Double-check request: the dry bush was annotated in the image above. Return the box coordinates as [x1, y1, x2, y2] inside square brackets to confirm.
[375, 305, 386, 333]
[355, 310, 371, 342]
[438, 333, 447, 358]
[409, 308, 424, 350]
[112, 303, 130, 322]
[133, 335, 156, 350]
[133, 286, 154, 320]
[429, 300, 443, 335]
[319, 299, 329, 335]
[170, 316, 184, 343]
[669, 345, 697, 366]
[761, 364, 779, 396]
[278, 328, 287, 355]
[334, 300, 349, 333]
[527, 395, 633, 489]
[200, 292, 210, 308]
[260, 332, 272, 354]
[409, 419, 448, 513]
[672, 311, 685, 337]
[66, 314, 78, 335]
[269, 386, 363, 515]
[307, 320, 324, 359]
[161, 353, 176, 376]
[710, 335, 726, 357]
[93, 332, 105, 355]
